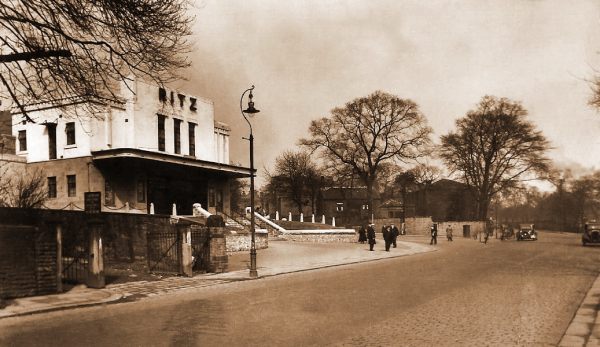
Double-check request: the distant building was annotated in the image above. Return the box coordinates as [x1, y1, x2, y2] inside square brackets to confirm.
[2, 80, 251, 215]
[317, 187, 382, 226]
[379, 198, 415, 220]
[407, 179, 477, 222]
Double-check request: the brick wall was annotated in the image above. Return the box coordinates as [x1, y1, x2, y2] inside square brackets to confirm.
[208, 226, 228, 273]
[0, 225, 58, 299]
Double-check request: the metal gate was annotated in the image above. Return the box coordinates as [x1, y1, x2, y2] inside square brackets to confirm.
[147, 228, 180, 273]
[61, 221, 89, 284]
[191, 226, 210, 273]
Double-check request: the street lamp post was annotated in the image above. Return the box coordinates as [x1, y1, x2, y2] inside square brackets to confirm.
[240, 85, 260, 278]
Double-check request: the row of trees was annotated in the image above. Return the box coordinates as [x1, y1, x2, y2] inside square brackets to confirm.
[496, 170, 600, 231]
[266, 91, 552, 222]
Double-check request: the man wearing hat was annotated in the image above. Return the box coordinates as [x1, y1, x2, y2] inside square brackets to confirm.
[367, 223, 376, 251]
[390, 222, 400, 248]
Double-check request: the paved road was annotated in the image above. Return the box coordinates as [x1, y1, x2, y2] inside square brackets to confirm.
[1, 232, 598, 346]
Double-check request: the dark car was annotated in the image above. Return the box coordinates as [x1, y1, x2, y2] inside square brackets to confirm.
[582, 222, 600, 246]
[516, 224, 537, 241]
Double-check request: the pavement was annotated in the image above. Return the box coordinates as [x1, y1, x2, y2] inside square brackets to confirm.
[559, 274, 600, 347]
[2, 235, 600, 347]
[0, 236, 435, 319]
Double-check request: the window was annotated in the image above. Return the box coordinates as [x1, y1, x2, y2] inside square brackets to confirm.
[188, 122, 196, 156]
[48, 125, 57, 159]
[158, 115, 166, 151]
[48, 177, 57, 199]
[18, 130, 26, 151]
[173, 119, 181, 154]
[336, 203, 344, 212]
[67, 175, 76, 197]
[362, 204, 369, 210]
[65, 122, 75, 145]
[105, 180, 115, 206]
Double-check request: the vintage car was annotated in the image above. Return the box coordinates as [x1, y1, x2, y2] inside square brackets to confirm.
[582, 221, 600, 246]
[516, 224, 537, 241]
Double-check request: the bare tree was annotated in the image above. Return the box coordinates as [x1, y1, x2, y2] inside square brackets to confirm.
[406, 164, 442, 186]
[265, 150, 321, 214]
[590, 74, 600, 110]
[440, 95, 550, 221]
[300, 90, 433, 213]
[0, 167, 47, 209]
[0, 0, 193, 121]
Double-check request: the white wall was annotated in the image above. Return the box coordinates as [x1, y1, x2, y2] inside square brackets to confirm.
[11, 79, 231, 165]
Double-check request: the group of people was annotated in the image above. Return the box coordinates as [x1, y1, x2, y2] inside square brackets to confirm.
[359, 222, 455, 250]
[358, 222, 401, 251]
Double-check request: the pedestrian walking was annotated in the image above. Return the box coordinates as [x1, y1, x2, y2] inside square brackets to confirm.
[358, 225, 367, 244]
[430, 224, 438, 245]
[484, 221, 492, 244]
[367, 223, 376, 251]
[391, 223, 400, 248]
[446, 225, 453, 241]
[383, 226, 393, 251]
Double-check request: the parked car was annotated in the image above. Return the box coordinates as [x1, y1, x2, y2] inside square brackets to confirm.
[516, 224, 537, 241]
[582, 221, 600, 246]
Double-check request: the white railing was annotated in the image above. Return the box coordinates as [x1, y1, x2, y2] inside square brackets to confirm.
[255, 212, 285, 232]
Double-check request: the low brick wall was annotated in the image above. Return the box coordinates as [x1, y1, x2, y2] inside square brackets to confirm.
[373, 217, 486, 237]
[278, 229, 357, 242]
[226, 230, 269, 252]
[0, 225, 58, 299]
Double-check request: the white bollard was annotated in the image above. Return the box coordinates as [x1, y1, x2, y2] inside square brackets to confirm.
[300, 213, 304, 223]
[276, 211, 279, 220]
[332, 217, 336, 227]
[150, 203, 155, 215]
[312, 214, 315, 223]
[172, 203, 177, 216]
[289, 212, 292, 221]
[322, 215, 326, 224]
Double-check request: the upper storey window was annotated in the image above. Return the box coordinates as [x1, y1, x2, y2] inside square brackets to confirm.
[158, 115, 166, 152]
[65, 122, 76, 145]
[188, 122, 196, 157]
[173, 118, 181, 154]
[18, 130, 27, 151]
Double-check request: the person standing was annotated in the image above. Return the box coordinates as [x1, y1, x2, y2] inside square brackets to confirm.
[383, 226, 393, 251]
[358, 225, 367, 244]
[367, 223, 376, 251]
[391, 223, 400, 248]
[430, 224, 438, 245]
[446, 225, 453, 241]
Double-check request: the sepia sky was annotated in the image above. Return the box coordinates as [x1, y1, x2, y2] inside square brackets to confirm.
[178, 0, 600, 186]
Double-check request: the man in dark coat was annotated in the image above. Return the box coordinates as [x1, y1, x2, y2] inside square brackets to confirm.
[367, 223, 376, 251]
[430, 224, 438, 245]
[390, 223, 400, 248]
[358, 226, 367, 243]
[383, 226, 394, 251]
